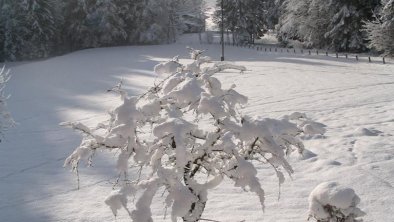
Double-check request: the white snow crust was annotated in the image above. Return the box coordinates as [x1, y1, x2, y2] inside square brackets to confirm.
[0, 36, 393, 222]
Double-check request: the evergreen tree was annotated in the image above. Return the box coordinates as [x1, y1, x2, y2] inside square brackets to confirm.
[136, 0, 171, 44]
[0, 0, 205, 61]
[277, 0, 310, 44]
[91, 0, 127, 46]
[0, 0, 29, 61]
[0, 13, 4, 61]
[137, 0, 202, 44]
[23, 0, 58, 58]
[214, 0, 267, 44]
[0, 67, 14, 139]
[364, 0, 394, 56]
[263, 0, 284, 30]
[115, 0, 143, 44]
[63, 0, 98, 50]
[278, 0, 380, 52]
[301, 0, 331, 48]
[325, 0, 380, 52]
[177, 0, 206, 33]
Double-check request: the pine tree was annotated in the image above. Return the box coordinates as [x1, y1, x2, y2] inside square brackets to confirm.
[277, 0, 310, 44]
[0, 67, 14, 139]
[301, 0, 331, 48]
[264, 0, 284, 30]
[325, 0, 380, 52]
[214, 0, 267, 44]
[63, 0, 98, 50]
[115, 0, 142, 44]
[91, 0, 127, 46]
[278, 0, 380, 52]
[136, 0, 171, 44]
[0, 0, 29, 61]
[364, 0, 394, 56]
[0, 14, 4, 62]
[23, 0, 58, 58]
[137, 0, 199, 44]
[177, 0, 205, 33]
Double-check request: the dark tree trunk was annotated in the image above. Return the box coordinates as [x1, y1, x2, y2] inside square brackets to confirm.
[182, 163, 207, 222]
[182, 192, 206, 222]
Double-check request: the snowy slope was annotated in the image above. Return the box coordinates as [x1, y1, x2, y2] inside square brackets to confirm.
[0, 42, 393, 222]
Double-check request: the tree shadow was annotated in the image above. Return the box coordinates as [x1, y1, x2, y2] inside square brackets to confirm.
[0, 46, 170, 221]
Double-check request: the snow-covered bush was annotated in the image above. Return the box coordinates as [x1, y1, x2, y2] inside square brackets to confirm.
[0, 67, 14, 140]
[308, 182, 365, 222]
[63, 48, 325, 222]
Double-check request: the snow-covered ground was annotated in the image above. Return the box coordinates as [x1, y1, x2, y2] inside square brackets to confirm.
[1, 40, 393, 222]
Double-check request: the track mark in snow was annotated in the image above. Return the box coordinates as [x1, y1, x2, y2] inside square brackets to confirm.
[0, 176, 116, 211]
[16, 97, 118, 122]
[0, 157, 66, 181]
[360, 167, 394, 189]
[347, 140, 359, 165]
[252, 82, 394, 109]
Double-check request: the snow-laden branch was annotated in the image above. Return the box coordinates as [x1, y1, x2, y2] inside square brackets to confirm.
[63, 48, 326, 222]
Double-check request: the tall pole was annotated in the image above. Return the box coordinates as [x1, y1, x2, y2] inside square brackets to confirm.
[221, 0, 225, 61]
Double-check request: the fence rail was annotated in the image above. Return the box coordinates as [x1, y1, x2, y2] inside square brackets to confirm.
[200, 39, 390, 65]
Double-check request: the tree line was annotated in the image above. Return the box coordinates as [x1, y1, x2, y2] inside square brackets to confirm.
[1, 0, 392, 62]
[215, 0, 393, 56]
[0, 0, 205, 62]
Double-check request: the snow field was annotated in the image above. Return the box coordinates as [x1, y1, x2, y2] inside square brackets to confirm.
[0, 42, 393, 221]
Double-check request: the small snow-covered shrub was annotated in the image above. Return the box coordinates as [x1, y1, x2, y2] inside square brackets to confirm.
[308, 182, 365, 222]
[0, 66, 14, 140]
[63, 48, 325, 222]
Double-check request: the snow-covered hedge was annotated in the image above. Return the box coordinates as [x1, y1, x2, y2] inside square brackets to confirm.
[308, 182, 365, 222]
[63, 48, 325, 222]
[0, 66, 14, 140]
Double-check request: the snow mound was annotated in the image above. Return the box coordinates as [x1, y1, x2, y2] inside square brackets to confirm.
[353, 127, 383, 137]
[154, 56, 182, 75]
[283, 112, 327, 136]
[308, 182, 365, 222]
[296, 149, 317, 160]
